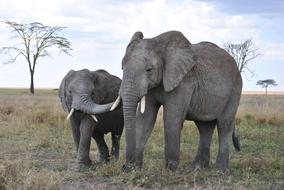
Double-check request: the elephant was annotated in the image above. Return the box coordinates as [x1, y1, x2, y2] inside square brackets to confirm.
[59, 69, 124, 168]
[111, 31, 242, 172]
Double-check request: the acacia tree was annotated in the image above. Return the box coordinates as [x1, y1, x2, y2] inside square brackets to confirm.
[1, 20, 72, 94]
[256, 79, 277, 96]
[223, 38, 260, 77]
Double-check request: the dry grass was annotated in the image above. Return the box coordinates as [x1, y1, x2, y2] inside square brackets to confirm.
[237, 95, 284, 126]
[0, 88, 283, 189]
[242, 91, 284, 96]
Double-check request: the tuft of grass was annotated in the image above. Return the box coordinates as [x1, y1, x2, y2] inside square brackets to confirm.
[0, 160, 60, 190]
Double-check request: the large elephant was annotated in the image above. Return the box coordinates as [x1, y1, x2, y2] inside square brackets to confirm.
[59, 69, 123, 168]
[112, 31, 242, 172]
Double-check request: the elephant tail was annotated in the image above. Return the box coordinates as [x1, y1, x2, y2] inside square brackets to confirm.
[232, 127, 241, 152]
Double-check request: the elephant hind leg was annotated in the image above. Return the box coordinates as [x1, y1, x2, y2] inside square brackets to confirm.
[187, 120, 216, 171]
[111, 132, 121, 160]
[93, 133, 110, 163]
[216, 81, 241, 172]
[215, 118, 235, 172]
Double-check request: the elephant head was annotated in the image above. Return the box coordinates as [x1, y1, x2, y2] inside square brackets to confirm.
[113, 31, 197, 164]
[59, 69, 115, 120]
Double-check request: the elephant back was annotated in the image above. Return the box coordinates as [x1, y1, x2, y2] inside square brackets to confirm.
[192, 42, 241, 99]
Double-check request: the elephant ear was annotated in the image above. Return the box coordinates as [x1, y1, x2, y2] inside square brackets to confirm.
[130, 31, 143, 43]
[58, 70, 74, 112]
[91, 70, 110, 103]
[122, 31, 144, 69]
[162, 31, 197, 92]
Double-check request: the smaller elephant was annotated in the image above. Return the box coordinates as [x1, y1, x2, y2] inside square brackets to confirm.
[59, 69, 123, 168]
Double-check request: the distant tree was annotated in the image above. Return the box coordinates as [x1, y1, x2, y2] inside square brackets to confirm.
[223, 38, 260, 78]
[1, 20, 72, 94]
[256, 79, 277, 96]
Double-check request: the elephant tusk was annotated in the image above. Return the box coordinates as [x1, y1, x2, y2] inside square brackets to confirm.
[137, 102, 140, 112]
[110, 96, 121, 111]
[140, 96, 146, 114]
[66, 108, 75, 120]
[91, 114, 98, 122]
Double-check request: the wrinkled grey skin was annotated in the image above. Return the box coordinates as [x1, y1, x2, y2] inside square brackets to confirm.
[120, 31, 242, 172]
[59, 69, 123, 167]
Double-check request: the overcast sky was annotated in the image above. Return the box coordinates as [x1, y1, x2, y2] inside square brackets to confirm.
[0, 0, 283, 91]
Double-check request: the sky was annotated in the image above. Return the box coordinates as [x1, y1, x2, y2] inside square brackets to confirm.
[0, 0, 283, 91]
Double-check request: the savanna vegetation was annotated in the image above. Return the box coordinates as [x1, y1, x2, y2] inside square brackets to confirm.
[1, 21, 72, 94]
[0, 88, 283, 189]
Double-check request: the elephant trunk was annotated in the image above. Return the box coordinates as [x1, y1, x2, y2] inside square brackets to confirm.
[122, 95, 138, 164]
[72, 94, 114, 115]
[121, 76, 139, 165]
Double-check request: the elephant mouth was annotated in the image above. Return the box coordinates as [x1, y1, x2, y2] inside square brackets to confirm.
[66, 108, 98, 122]
[111, 95, 146, 114]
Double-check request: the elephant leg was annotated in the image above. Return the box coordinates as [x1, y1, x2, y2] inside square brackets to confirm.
[215, 83, 241, 172]
[111, 133, 120, 160]
[163, 105, 184, 171]
[135, 100, 160, 168]
[215, 119, 234, 172]
[70, 116, 80, 152]
[188, 120, 216, 171]
[77, 118, 94, 166]
[93, 132, 110, 163]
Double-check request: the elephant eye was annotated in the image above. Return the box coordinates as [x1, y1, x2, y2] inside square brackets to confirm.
[146, 67, 152, 72]
[68, 90, 72, 94]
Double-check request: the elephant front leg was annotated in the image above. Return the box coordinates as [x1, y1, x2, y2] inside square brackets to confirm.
[163, 105, 184, 171]
[135, 101, 160, 168]
[70, 116, 80, 153]
[77, 118, 94, 166]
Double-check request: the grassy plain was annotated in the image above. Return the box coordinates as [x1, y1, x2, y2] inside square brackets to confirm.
[0, 88, 283, 189]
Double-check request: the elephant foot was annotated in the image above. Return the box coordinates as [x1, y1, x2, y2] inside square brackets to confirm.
[98, 155, 110, 164]
[112, 156, 119, 162]
[111, 154, 119, 161]
[82, 158, 92, 165]
[122, 163, 137, 173]
[215, 156, 229, 173]
[111, 150, 119, 160]
[68, 160, 92, 172]
[185, 163, 201, 173]
[215, 164, 229, 174]
[77, 153, 92, 165]
[165, 160, 178, 172]
[79, 158, 92, 166]
[186, 158, 210, 173]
